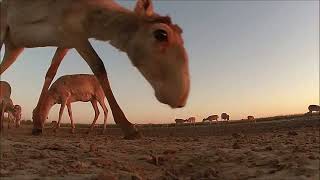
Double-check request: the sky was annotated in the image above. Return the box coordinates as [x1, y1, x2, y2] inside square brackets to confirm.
[1, 1, 319, 124]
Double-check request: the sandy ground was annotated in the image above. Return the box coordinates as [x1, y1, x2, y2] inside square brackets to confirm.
[0, 116, 319, 180]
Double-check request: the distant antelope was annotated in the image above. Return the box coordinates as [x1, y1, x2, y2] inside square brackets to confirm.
[308, 105, 320, 115]
[0, 97, 21, 129]
[175, 119, 186, 124]
[247, 116, 255, 123]
[203, 115, 219, 123]
[0, 81, 22, 130]
[186, 117, 196, 123]
[221, 113, 229, 121]
[33, 74, 108, 134]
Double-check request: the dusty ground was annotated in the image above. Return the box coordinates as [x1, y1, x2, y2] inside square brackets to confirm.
[0, 116, 319, 180]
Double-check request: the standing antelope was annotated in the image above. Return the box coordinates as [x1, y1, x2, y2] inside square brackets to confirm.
[0, 81, 22, 130]
[203, 115, 219, 123]
[0, 0, 190, 139]
[221, 113, 229, 121]
[247, 115, 255, 123]
[308, 105, 320, 113]
[175, 119, 186, 124]
[186, 117, 196, 123]
[308, 105, 320, 115]
[35, 74, 108, 134]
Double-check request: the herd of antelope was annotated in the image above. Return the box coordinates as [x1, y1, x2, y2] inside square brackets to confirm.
[1, 77, 319, 132]
[1, 74, 320, 131]
[174, 104, 320, 125]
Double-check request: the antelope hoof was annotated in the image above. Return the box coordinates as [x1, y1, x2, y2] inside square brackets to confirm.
[123, 130, 143, 140]
[53, 128, 58, 133]
[71, 129, 75, 134]
[32, 128, 43, 135]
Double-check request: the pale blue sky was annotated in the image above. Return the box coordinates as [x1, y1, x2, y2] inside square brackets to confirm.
[1, 1, 319, 124]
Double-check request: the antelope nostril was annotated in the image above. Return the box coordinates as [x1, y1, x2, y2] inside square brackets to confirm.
[178, 105, 184, 108]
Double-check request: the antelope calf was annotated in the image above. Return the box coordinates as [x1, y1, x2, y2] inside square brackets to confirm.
[221, 113, 230, 121]
[33, 74, 108, 134]
[0, 97, 21, 129]
[203, 115, 219, 123]
[308, 105, 320, 115]
[0, 81, 22, 130]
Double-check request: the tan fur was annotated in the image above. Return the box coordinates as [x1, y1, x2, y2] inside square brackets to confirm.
[247, 115, 255, 123]
[1, 0, 190, 138]
[221, 113, 229, 121]
[308, 105, 320, 115]
[186, 117, 196, 123]
[203, 115, 219, 122]
[0, 81, 21, 129]
[0, 81, 11, 97]
[34, 74, 108, 133]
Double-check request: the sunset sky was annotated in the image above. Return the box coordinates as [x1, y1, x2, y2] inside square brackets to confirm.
[1, 1, 319, 124]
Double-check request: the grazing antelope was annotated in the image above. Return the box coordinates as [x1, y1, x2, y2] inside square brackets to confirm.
[175, 119, 186, 124]
[34, 74, 108, 134]
[221, 113, 229, 121]
[203, 115, 219, 123]
[0, 81, 22, 130]
[0, 97, 21, 130]
[308, 105, 320, 115]
[247, 115, 255, 123]
[1, 0, 190, 139]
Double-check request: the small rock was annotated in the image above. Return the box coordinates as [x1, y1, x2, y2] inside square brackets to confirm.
[232, 142, 241, 149]
[187, 162, 194, 168]
[70, 161, 89, 169]
[163, 149, 176, 154]
[204, 167, 219, 178]
[118, 173, 142, 180]
[132, 174, 143, 180]
[232, 133, 244, 139]
[192, 138, 200, 141]
[90, 144, 98, 152]
[288, 131, 298, 136]
[265, 146, 273, 151]
[96, 171, 117, 180]
[308, 154, 316, 160]
[0, 169, 10, 176]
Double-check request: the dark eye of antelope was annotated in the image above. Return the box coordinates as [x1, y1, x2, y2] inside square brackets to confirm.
[153, 29, 168, 42]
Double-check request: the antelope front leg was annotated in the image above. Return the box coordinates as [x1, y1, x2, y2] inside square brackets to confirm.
[0, 103, 4, 131]
[0, 38, 24, 75]
[75, 40, 142, 139]
[7, 113, 12, 129]
[32, 48, 68, 135]
[88, 99, 100, 133]
[35, 48, 69, 108]
[98, 99, 108, 134]
[66, 103, 75, 134]
[54, 101, 67, 133]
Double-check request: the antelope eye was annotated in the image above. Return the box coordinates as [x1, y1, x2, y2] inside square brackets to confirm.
[153, 29, 168, 42]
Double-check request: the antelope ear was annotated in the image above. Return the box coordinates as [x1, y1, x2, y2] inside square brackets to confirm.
[134, 0, 154, 16]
